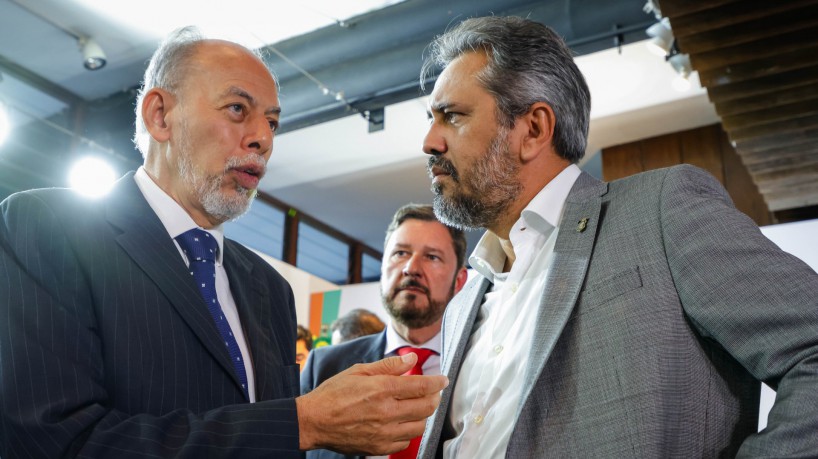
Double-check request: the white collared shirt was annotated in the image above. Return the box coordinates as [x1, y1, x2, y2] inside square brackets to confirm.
[133, 167, 256, 402]
[384, 322, 442, 376]
[444, 164, 581, 458]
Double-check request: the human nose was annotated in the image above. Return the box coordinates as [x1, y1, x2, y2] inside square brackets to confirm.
[422, 122, 447, 157]
[245, 113, 273, 155]
[402, 254, 422, 277]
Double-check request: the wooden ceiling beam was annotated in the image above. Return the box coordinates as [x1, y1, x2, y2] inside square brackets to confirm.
[746, 153, 818, 175]
[699, 47, 818, 88]
[740, 142, 818, 165]
[669, 0, 816, 37]
[733, 126, 818, 153]
[715, 83, 818, 117]
[721, 99, 818, 131]
[659, 0, 741, 19]
[728, 113, 818, 141]
[706, 65, 818, 103]
[676, 6, 818, 55]
[690, 27, 818, 72]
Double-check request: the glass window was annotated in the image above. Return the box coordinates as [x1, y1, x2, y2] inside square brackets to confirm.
[297, 222, 349, 284]
[361, 252, 381, 283]
[224, 199, 285, 260]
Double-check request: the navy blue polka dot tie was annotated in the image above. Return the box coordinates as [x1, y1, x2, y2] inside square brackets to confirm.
[175, 228, 249, 399]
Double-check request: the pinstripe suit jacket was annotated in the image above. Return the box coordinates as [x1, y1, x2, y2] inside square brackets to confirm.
[418, 165, 818, 458]
[0, 173, 302, 458]
[300, 331, 387, 459]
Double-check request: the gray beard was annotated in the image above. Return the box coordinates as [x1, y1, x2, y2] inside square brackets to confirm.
[175, 120, 263, 223]
[430, 128, 521, 231]
[177, 153, 258, 223]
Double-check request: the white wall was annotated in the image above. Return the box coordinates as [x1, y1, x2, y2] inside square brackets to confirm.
[756, 219, 818, 431]
[250, 249, 338, 325]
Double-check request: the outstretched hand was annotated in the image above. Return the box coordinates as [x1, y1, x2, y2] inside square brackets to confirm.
[296, 352, 448, 454]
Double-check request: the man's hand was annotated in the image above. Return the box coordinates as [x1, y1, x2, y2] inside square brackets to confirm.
[296, 352, 448, 454]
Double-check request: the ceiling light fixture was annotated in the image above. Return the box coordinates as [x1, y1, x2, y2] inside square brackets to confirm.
[78, 37, 107, 70]
[666, 41, 693, 92]
[645, 17, 674, 57]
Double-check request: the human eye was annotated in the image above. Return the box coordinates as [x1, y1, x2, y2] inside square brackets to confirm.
[227, 103, 246, 116]
[443, 111, 461, 124]
[268, 118, 279, 133]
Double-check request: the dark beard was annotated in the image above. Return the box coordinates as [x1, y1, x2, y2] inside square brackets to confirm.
[427, 128, 521, 231]
[382, 278, 455, 329]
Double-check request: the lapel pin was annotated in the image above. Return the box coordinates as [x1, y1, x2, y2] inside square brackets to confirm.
[577, 217, 589, 233]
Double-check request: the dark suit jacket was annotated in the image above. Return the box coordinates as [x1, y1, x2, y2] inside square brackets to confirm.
[300, 331, 387, 459]
[419, 165, 818, 458]
[0, 173, 303, 458]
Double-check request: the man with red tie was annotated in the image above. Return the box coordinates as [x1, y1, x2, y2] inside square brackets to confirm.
[301, 203, 469, 459]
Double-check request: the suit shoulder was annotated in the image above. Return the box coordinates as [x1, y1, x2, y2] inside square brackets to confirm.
[224, 239, 289, 283]
[315, 333, 382, 360]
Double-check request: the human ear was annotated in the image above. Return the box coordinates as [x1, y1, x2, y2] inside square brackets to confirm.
[519, 102, 556, 163]
[453, 267, 469, 294]
[141, 88, 175, 143]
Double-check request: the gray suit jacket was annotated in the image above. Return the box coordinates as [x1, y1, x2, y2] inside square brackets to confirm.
[301, 332, 387, 459]
[419, 165, 818, 458]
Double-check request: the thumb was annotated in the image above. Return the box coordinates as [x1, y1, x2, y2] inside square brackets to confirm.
[349, 353, 416, 377]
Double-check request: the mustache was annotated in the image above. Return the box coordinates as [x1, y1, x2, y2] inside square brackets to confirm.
[396, 279, 429, 295]
[427, 155, 458, 181]
[225, 154, 267, 178]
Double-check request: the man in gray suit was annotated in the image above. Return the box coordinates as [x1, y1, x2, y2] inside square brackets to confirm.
[302, 204, 468, 459]
[0, 27, 446, 458]
[417, 16, 818, 457]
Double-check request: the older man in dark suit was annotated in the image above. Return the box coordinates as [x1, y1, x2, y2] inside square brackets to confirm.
[417, 16, 818, 458]
[302, 204, 468, 459]
[0, 27, 446, 458]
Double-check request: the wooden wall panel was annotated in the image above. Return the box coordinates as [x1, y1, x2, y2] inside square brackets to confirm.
[601, 143, 643, 182]
[601, 124, 772, 226]
[681, 124, 725, 183]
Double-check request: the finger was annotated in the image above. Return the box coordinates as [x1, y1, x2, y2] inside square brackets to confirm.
[389, 374, 449, 399]
[387, 391, 442, 424]
[347, 354, 417, 377]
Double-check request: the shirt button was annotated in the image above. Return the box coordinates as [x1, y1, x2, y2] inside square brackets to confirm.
[473, 415, 484, 425]
[510, 283, 518, 293]
[493, 345, 504, 355]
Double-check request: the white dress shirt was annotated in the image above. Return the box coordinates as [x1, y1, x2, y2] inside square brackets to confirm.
[444, 164, 581, 458]
[384, 322, 442, 376]
[134, 167, 256, 402]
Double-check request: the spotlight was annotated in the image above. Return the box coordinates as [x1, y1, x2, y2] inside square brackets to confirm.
[0, 101, 9, 146]
[645, 17, 674, 57]
[666, 43, 693, 92]
[69, 156, 116, 197]
[78, 37, 107, 71]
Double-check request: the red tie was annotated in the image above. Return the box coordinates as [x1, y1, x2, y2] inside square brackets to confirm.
[390, 347, 436, 459]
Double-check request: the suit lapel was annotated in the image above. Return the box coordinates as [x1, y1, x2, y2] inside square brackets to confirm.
[516, 172, 607, 412]
[105, 173, 241, 393]
[223, 242, 272, 401]
[366, 330, 388, 361]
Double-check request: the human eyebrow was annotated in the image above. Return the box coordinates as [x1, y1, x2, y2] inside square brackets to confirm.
[223, 86, 281, 116]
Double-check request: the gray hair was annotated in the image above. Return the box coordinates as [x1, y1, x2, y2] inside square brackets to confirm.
[420, 16, 591, 163]
[384, 203, 467, 269]
[132, 26, 275, 157]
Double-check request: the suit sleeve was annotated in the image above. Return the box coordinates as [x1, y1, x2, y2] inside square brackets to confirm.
[0, 192, 302, 458]
[660, 165, 818, 456]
